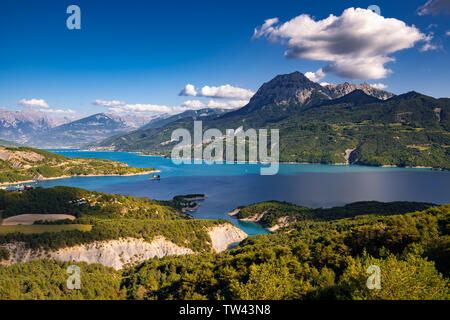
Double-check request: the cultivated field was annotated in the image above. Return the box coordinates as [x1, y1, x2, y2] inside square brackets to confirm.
[0, 224, 92, 235]
[1, 214, 76, 226]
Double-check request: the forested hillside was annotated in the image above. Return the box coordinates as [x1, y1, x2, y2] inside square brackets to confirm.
[0, 146, 155, 184]
[0, 186, 221, 252]
[121, 204, 449, 300]
[96, 72, 450, 169]
[0, 192, 448, 300]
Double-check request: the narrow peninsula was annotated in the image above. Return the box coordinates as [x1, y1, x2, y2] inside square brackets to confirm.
[0, 147, 158, 186]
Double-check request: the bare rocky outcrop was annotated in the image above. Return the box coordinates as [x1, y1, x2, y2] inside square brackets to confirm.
[207, 224, 248, 252]
[434, 108, 442, 122]
[0, 147, 45, 167]
[0, 223, 249, 269]
[241, 73, 394, 115]
[1, 237, 194, 270]
[325, 83, 394, 100]
[344, 149, 356, 165]
[266, 216, 296, 232]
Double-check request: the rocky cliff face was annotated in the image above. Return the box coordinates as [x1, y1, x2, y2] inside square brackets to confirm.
[2, 238, 193, 270]
[0, 109, 57, 143]
[208, 224, 248, 252]
[237, 72, 394, 114]
[241, 72, 330, 113]
[326, 83, 394, 100]
[0, 224, 248, 269]
[236, 72, 394, 114]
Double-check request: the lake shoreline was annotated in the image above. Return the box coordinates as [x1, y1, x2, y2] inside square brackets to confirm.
[32, 149, 450, 236]
[0, 170, 160, 187]
[66, 149, 449, 171]
[226, 208, 276, 233]
[89, 150, 450, 171]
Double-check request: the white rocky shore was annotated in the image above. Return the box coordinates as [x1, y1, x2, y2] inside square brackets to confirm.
[0, 224, 248, 270]
[208, 223, 248, 252]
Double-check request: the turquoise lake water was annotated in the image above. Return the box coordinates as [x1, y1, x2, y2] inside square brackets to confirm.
[27, 150, 450, 235]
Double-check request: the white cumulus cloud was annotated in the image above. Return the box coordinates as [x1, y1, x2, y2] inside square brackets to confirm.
[180, 100, 206, 109]
[369, 83, 388, 90]
[19, 98, 50, 109]
[92, 99, 125, 107]
[93, 100, 181, 114]
[180, 84, 254, 99]
[179, 84, 198, 97]
[93, 98, 244, 116]
[18, 98, 76, 117]
[200, 85, 254, 99]
[305, 69, 326, 82]
[417, 0, 450, 16]
[420, 42, 441, 51]
[40, 108, 76, 116]
[253, 8, 429, 80]
[252, 18, 280, 39]
[207, 99, 249, 109]
[108, 104, 182, 115]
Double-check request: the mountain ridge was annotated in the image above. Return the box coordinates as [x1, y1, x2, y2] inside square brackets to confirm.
[140, 108, 230, 130]
[93, 71, 450, 169]
[25, 113, 153, 148]
[0, 72, 394, 148]
[0, 109, 65, 143]
[234, 71, 394, 115]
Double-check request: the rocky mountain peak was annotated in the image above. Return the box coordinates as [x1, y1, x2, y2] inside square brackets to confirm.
[325, 82, 394, 100]
[235, 72, 396, 114]
[240, 72, 331, 113]
[324, 89, 381, 106]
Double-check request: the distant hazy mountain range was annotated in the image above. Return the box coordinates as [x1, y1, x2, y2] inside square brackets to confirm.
[26, 113, 156, 148]
[94, 71, 450, 169]
[0, 110, 155, 148]
[0, 107, 233, 148]
[0, 109, 67, 144]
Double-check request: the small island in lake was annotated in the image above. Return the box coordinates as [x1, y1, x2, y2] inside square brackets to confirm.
[172, 194, 207, 213]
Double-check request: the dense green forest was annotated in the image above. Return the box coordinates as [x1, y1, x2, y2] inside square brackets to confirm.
[121, 206, 450, 300]
[0, 187, 220, 252]
[0, 147, 155, 184]
[0, 186, 178, 219]
[235, 200, 436, 229]
[0, 189, 448, 300]
[0, 260, 124, 300]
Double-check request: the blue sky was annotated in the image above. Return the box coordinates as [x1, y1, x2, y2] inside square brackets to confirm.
[0, 0, 449, 118]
